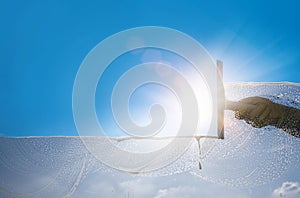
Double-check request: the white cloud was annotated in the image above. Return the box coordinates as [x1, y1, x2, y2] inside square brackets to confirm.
[153, 184, 251, 198]
[154, 186, 197, 198]
[273, 182, 300, 198]
[72, 170, 252, 198]
[119, 178, 156, 197]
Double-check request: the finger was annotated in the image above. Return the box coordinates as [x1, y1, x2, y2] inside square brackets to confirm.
[237, 105, 249, 118]
[269, 104, 283, 119]
[249, 104, 266, 120]
[235, 111, 244, 119]
[245, 118, 262, 128]
[252, 121, 264, 128]
[235, 103, 254, 120]
[258, 108, 271, 122]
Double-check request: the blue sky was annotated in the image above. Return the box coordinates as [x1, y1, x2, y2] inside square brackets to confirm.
[0, 0, 300, 136]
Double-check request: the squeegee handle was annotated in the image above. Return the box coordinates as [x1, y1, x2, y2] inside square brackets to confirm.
[225, 100, 257, 112]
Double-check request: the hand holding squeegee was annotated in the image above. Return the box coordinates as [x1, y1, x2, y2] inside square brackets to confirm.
[225, 97, 300, 138]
